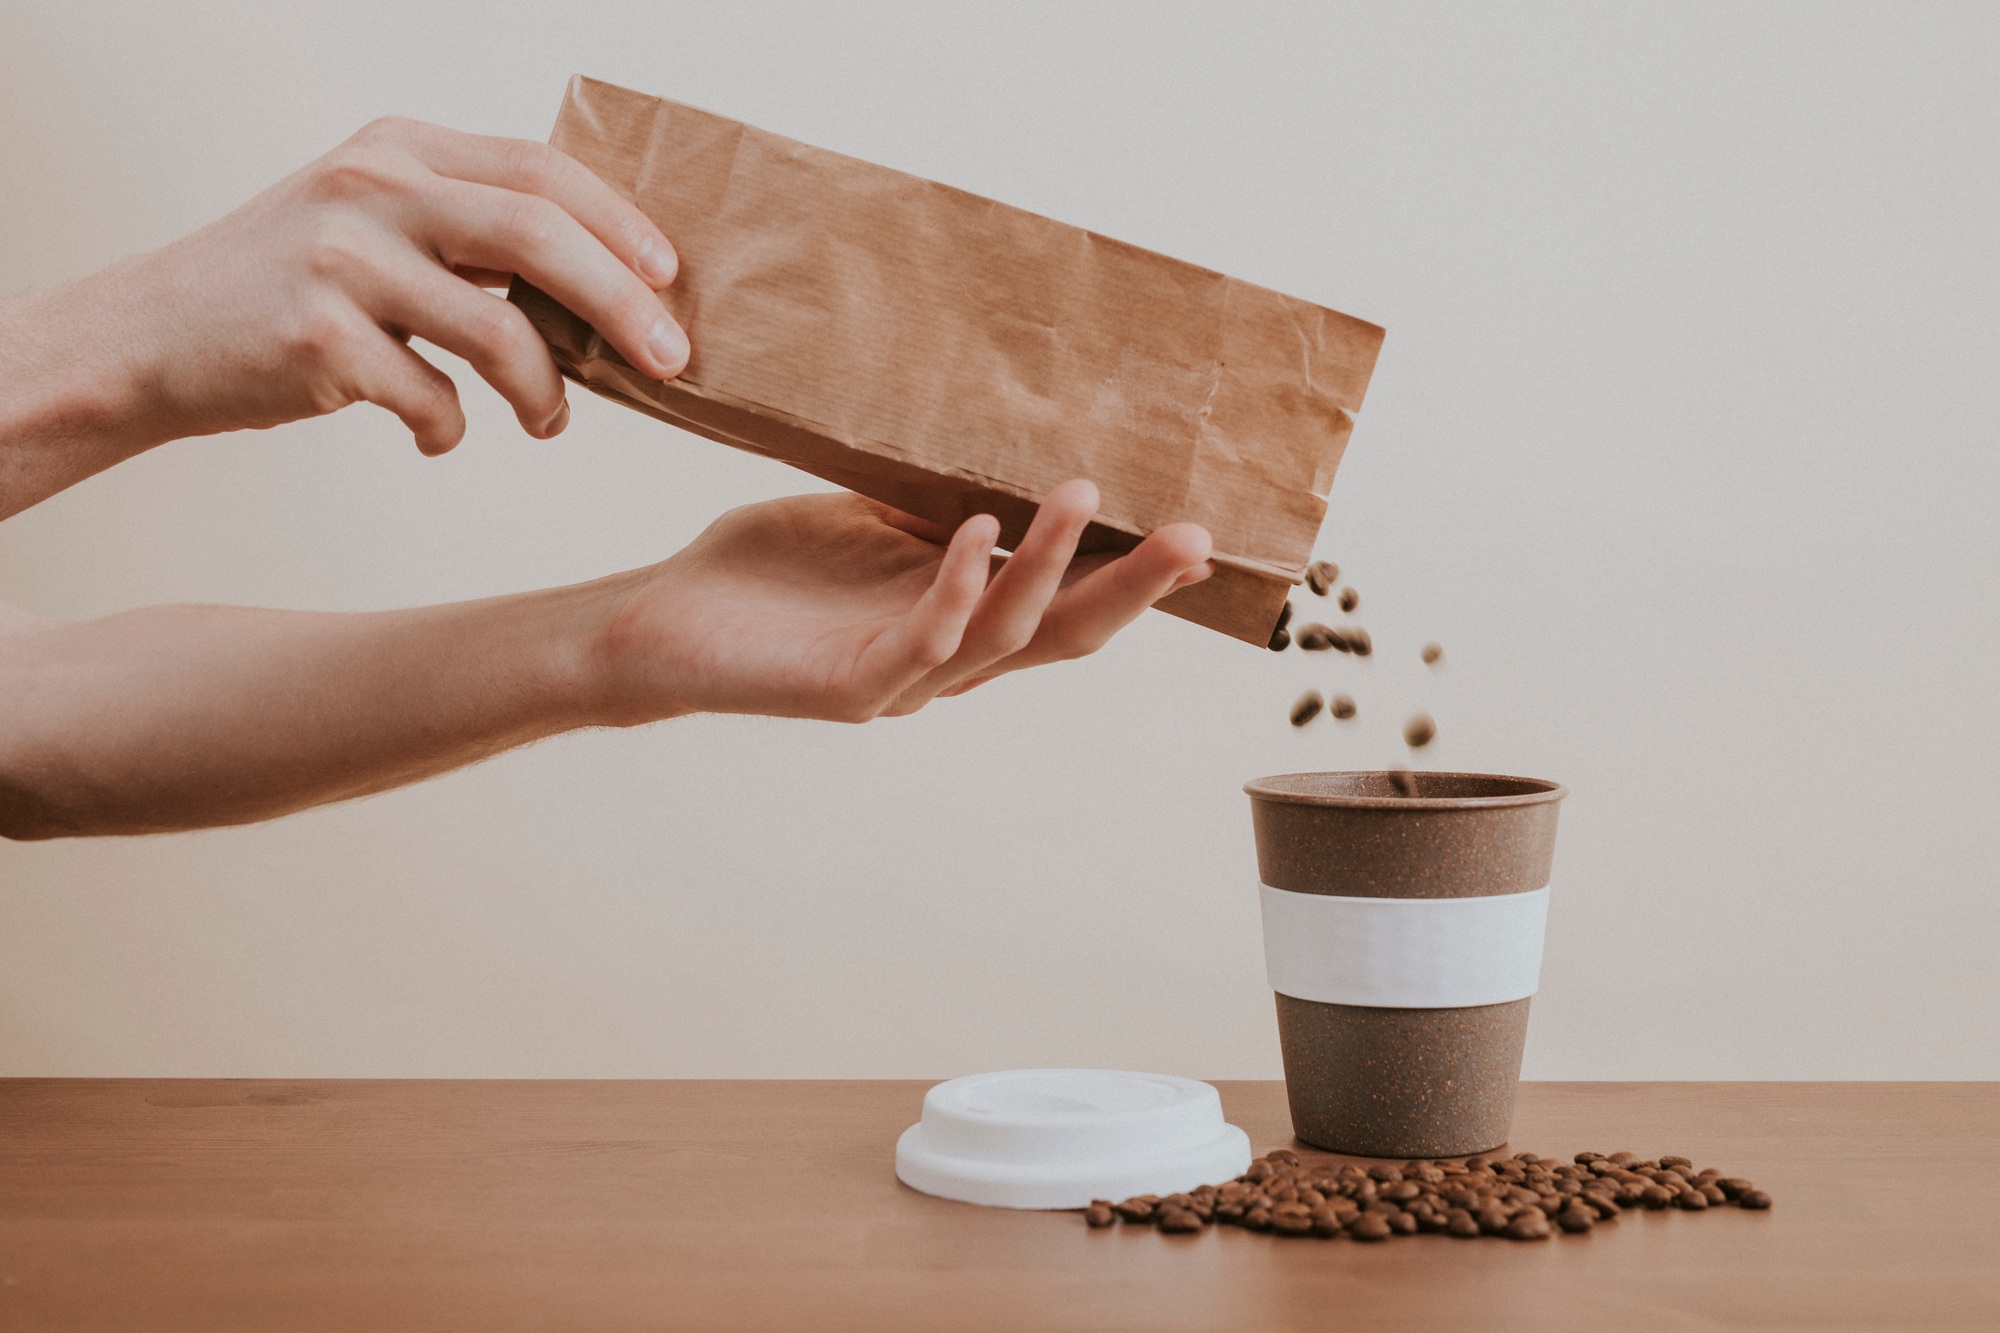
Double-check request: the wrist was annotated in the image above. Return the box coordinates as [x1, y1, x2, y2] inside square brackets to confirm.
[0, 270, 174, 515]
[540, 567, 688, 730]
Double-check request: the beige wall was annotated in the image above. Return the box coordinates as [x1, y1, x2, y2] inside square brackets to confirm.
[2, 2, 1995, 1079]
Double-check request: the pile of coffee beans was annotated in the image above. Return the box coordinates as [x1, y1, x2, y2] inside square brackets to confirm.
[1083, 1148, 1771, 1241]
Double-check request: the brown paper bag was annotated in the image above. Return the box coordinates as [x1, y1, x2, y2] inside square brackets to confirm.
[511, 76, 1384, 644]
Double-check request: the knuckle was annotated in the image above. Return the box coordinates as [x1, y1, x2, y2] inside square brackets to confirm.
[284, 301, 358, 367]
[300, 219, 374, 282]
[498, 197, 565, 257]
[465, 299, 535, 362]
[304, 148, 401, 205]
[500, 137, 565, 195]
[354, 115, 415, 146]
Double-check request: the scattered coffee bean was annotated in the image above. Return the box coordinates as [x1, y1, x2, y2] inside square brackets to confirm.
[1329, 694, 1356, 720]
[1421, 642, 1443, 665]
[1403, 714, 1437, 748]
[1348, 1213, 1392, 1242]
[1267, 626, 1291, 652]
[1290, 691, 1324, 726]
[1339, 587, 1360, 613]
[1088, 1149, 1771, 1246]
[1556, 1206, 1596, 1234]
[1507, 1212, 1552, 1241]
[1295, 623, 1335, 651]
[1305, 561, 1339, 596]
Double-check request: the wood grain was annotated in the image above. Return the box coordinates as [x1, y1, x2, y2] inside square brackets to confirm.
[1, 1080, 1993, 1331]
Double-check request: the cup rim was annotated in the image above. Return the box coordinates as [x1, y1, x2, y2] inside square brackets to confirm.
[1243, 770, 1567, 810]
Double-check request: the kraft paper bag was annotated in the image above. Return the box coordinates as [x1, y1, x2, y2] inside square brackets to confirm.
[512, 76, 1385, 644]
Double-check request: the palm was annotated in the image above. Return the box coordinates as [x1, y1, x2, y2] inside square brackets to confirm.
[605, 484, 1213, 724]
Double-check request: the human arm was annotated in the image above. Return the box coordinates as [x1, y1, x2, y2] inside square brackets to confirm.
[0, 117, 687, 520]
[0, 482, 1210, 838]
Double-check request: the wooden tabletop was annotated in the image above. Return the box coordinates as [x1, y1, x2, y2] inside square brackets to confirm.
[1, 1080, 1993, 1331]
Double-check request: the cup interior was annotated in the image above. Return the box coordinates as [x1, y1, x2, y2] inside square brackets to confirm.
[1244, 770, 1565, 808]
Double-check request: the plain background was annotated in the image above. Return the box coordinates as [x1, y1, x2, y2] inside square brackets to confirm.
[1, 2, 1994, 1081]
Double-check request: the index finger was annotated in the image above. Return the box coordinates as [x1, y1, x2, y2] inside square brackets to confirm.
[390, 121, 678, 289]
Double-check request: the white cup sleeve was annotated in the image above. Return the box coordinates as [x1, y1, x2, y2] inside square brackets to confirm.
[1259, 883, 1549, 1009]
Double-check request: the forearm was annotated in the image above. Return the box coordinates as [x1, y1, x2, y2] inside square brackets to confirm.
[0, 582, 637, 839]
[0, 272, 170, 520]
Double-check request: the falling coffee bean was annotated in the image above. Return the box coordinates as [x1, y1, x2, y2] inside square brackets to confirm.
[1267, 627, 1291, 652]
[1403, 714, 1437, 749]
[1329, 694, 1357, 720]
[1295, 623, 1335, 652]
[1290, 691, 1324, 727]
[1348, 627, 1373, 656]
[1305, 561, 1339, 596]
[1388, 767, 1417, 797]
[1421, 642, 1443, 665]
[1339, 587, 1360, 613]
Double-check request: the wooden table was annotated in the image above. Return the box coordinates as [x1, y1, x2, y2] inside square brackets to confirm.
[1, 1080, 1993, 1331]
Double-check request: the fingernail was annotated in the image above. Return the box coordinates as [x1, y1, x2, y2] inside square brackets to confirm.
[540, 399, 570, 438]
[636, 236, 677, 287]
[647, 317, 690, 378]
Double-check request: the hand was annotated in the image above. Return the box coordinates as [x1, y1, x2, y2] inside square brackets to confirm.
[62, 117, 685, 456]
[594, 480, 1214, 723]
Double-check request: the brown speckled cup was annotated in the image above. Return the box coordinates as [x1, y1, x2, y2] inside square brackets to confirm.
[1244, 771, 1565, 1158]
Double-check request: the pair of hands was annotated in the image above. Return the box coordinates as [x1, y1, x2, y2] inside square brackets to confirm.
[18, 118, 1211, 723]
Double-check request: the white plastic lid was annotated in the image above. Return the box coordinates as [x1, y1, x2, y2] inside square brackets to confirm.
[894, 1069, 1253, 1209]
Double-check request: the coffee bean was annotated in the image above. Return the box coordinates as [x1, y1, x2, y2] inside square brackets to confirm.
[1420, 641, 1443, 665]
[1445, 1209, 1481, 1238]
[1348, 1213, 1392, 1242]
[1639, 1184, 1673, 1210]
[1386, 1211, 1418, 1235]
[1556, 1206, 1595, 1234]
[1608, 1152, 1637, 1165]
[1114, 1200, 1155, 1223]
[1507, 1212, 1552, 1241]
[1699, 1183, 1727, 1206]
[1305, 561, 1339, 596]
[1349, 627, 1373, 656]
[1339, 587, 1360, 613]
[1085, 1202, 1115, 1227]
[1738, 1190, 1772, 1210]
[1159, 1207, 1203, 1234]
[1676, 1190, 1709, 1211]
[1714, 1177, 1752, 1200]
[1267, 626, 1290, 651]
[1290, 691, 1324, 726]
[1295, 623, 1335, 651]
[1388, 767, 1417, 797]
[1477, 1207, 1513, 1235]
[1659, 1156, 1691, 1168]
[1383, 1181, 1422, 1203]
[1243, 1206, 1272, 1231]
[1267, 1150, 1300, 1166]
[1403, 714, 1437, 748]
[1328, 694, 1357, 720]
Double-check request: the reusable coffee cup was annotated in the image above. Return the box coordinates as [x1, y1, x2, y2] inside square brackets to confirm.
[1244, 771, 1565, 1158]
